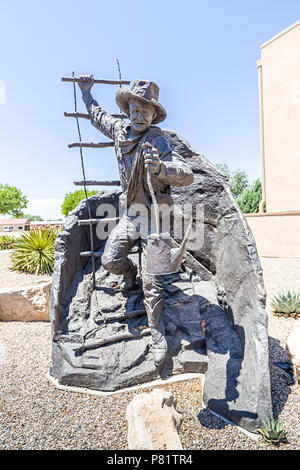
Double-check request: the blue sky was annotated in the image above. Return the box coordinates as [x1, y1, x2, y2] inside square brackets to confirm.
[0, 0, 299, 219]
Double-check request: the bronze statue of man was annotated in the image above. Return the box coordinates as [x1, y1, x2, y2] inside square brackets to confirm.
[79, 77, 194, 366]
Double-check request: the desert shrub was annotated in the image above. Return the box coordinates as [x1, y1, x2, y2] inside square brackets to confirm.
[270, 290, 300, 318]
[10, 228, 57, 274]
[258, 417, 287, 446]
[0, 235, 15, 250]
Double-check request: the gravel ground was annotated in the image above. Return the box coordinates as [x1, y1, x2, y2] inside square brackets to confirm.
[263, 257, 300, 345]
[0, 257, 299, 450]
[0, 250, 51, 289]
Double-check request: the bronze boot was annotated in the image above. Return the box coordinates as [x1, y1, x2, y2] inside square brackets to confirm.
[122, 262, 138, 291]
[144, 295, 168, 367]
[151, 320, 168, 367]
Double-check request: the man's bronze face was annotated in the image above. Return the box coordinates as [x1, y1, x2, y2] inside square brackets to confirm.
[129, 98, 156, 134]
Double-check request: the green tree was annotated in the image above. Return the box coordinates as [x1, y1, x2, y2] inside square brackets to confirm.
[215, 163, 231, 179]
[237, 179, 262, 213]
[24, 214, 44, 221]
[216, 163, 248, 199]
[61, 189, 99, 216]
[0, 184, 28, 217]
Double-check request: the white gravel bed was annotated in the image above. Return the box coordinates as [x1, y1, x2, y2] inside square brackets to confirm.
[261, 257, 300, 346]
[0, 257, 299, 450]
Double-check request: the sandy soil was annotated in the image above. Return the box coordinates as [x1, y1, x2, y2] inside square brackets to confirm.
[0, 250, 51, 290]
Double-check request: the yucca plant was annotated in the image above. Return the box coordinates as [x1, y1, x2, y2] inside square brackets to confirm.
[257, 417, 287, 446]
[10, 228, 57, 274]
[0, 234, 15, 250]
[270, 290, 300, 318]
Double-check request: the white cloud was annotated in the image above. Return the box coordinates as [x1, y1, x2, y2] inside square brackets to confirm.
[26, 198, 64, 220]
[0, 198, 64, 220]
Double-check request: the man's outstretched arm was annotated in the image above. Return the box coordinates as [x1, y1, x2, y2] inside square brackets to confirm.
[78, 75, 120, 140]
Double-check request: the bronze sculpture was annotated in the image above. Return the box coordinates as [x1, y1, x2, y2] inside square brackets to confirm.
[50, 74, 272, 433]
[78, 77, 194, 366]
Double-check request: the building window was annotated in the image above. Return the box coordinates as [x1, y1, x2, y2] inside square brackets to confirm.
[18, 226, 23, 230]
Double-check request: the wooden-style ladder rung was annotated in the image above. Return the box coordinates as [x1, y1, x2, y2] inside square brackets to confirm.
[106, 309, 146, 322]
[73, 327, 151, 352]
[65, 112, 127, 120]
[78, 217, 120, 226]
[74, 180, 121, 187]
[80, 251, 103, 257]
[68, 142, 114, 149]
[62, 77, 130, 85]
[80, 246, 142, 257]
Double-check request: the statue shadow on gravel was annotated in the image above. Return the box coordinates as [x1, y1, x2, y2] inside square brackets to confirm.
[198, 335, 294, 431]
[268, 336, 293, 420]
[195, 302, 253, 429]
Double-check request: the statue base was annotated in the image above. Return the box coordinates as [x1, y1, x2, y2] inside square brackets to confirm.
[50, 259, 212, 392]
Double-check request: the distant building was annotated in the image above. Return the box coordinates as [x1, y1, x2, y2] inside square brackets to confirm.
[30, 221, 64, 230]
[0, 218, 30, 232]
[0, 219, 64, 233]
[245, 20, 300, 257]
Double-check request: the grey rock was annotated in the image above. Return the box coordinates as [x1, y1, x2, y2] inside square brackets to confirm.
[165, 129, 272, 432]
[126, 389, 183, 450]
[286, 321, 300, 383]
[0, 281, 52, 321]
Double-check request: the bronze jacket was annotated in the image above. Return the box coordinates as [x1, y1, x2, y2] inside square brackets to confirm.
[86, 101, 194, 209]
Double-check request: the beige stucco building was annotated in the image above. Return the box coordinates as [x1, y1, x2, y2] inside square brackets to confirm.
[245, 20, 300, 257]
[0, 218, 30, 232]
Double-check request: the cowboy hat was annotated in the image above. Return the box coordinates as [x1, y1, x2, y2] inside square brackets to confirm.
[116, 80, 167, 124]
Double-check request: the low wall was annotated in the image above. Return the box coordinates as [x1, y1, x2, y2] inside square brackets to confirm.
[245, 211, 300, 258]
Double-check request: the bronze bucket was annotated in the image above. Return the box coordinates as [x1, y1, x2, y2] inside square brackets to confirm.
[145, 221, 192, 275]
[144, 158, 192, 275]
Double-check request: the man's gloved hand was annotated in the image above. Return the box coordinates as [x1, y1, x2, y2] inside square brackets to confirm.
[142, 142, 160, 173]
[78, 75, 95, 92]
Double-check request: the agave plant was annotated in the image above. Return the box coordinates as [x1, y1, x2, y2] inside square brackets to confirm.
[10, 228, 57, 274]
[257, 417, 287, 446]
[0, 234, 15, 250]
[270, 290, 300, 318]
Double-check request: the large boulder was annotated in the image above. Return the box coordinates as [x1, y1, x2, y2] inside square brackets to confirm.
[0, 281, 51, 321]
[50, 128, 272, 432]
[286, 321, 300, 383]
[165, 129, 272, 432]
[126, 389, 183, 450]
